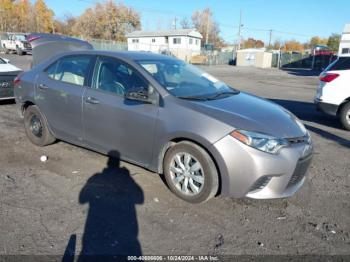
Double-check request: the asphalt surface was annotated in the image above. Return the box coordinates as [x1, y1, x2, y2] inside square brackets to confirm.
[0, 54, 349, 259]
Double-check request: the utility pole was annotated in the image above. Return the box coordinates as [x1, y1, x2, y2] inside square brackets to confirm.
[268, 29, 273, 48]
[173, 17, 178, 30]
[237, 10, 243, 50]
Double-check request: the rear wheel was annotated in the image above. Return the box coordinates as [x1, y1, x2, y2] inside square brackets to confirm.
[3, 45, 9, 54]
[24, 105, 56, 146]
[163, 141, 219, 203]
[339, 102, 350, 131]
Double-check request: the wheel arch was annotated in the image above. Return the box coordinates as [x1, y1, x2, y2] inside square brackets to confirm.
[21, 100, 35, 116]
[157, 137, 222, 196]
[336, 97, 350, 116]
[21, 101, 57, 137]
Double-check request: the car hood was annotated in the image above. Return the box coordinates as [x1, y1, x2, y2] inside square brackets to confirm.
[0, 63, 22, 74]
[189, 92, 306, 138]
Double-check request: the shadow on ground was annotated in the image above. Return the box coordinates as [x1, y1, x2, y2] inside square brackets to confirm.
[62, 150, 144, 262]
[270, 99, 350, 149]
[281, 68, 322, 77]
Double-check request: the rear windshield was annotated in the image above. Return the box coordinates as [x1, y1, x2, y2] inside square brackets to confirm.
[326, 57, 350, 71]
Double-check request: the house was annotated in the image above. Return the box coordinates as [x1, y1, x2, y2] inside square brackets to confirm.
[126, 29, 202, 61]
[339, 24, 350, 56]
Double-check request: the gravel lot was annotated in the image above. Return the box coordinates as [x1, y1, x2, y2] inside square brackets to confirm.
[0, 54, 349, 259]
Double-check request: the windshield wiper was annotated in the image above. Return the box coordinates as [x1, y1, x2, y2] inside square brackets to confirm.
[177, 95, 210, 101]
[207, 90, 240, 100]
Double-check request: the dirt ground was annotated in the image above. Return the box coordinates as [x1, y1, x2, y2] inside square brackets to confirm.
[0, 54, 349, 260]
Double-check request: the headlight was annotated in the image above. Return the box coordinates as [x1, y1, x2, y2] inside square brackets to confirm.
[231, 130, 289, 154]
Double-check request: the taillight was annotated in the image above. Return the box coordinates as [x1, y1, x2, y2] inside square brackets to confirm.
[319, 73, 339, 83]
[14, 76, 21, 86]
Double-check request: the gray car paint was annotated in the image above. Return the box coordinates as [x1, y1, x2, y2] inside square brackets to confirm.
[15, 49, 312, 198]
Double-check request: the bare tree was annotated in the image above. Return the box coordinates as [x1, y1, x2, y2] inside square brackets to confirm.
[180, 17, 191, 29]
[191, 8, 223, 48]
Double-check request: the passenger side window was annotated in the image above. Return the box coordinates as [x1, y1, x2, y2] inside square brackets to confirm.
[46, 61, 58, 79]
[46, 56, 92, 86]
[94, 57, 148, 96]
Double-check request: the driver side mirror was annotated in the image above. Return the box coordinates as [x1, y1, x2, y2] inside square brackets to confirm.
[125, 86, 158, 105]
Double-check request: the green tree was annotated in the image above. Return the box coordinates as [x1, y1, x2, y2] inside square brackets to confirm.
[327, 33, 341, 52]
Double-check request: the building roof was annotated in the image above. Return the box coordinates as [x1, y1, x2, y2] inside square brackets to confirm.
[126, 29, 203, 39]
[236, 48, 266, 53]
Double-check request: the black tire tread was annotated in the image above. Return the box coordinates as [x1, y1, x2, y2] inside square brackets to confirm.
[339, 102, 350, 131]
[24, 105, 56, 146]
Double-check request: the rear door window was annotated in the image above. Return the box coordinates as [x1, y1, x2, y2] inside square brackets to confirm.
[327, 57, 350, 71]
[46, 55, 93, 86]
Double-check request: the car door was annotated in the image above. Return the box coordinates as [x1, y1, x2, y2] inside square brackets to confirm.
[82, 56, 159, 166]
[35, 54, 95, 144]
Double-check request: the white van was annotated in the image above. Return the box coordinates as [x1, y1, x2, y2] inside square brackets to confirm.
[314, 56, 350, 130]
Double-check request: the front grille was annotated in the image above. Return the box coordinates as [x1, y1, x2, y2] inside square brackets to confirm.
[24, 42, 32, 49]
[249, 176, 272, 193]
[287, 156, 312, 188]
[287, 136, 307, 144]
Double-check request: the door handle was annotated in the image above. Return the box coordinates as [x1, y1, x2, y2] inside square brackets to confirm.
[38, 83, 48, 90]
[85, 96, 100, 104]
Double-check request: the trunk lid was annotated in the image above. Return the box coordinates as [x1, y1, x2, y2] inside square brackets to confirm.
[27, 33, 93, 67]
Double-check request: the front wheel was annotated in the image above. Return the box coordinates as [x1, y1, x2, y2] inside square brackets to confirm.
[17, 47, 23, 56]
[339, 102, 350, 131]
[24, 105, 56, 146]
[163, 141, 219, 203]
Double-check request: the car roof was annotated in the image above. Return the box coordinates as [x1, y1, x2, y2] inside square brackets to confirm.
[55, 50, 177, 62]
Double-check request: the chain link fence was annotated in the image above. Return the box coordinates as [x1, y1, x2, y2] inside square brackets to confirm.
[272, 52, 337, 70]
[1, 32, 235, 66]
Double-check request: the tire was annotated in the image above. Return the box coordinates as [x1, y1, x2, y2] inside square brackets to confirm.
[17, 47, 23, 56]
[163, 141, 219, 203]
[24, 105, 56, 146]
[339, 102, 350, 131]
[3, 45, 9, 54]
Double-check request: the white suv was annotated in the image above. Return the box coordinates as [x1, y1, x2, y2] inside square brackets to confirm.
[315, 56, 350, 130]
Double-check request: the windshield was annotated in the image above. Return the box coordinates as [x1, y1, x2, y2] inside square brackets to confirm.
[15, 35, 26, 41]
[137, 59, 239, 99]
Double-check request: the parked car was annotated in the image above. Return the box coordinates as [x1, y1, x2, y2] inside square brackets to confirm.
[14, 34, 313, 203]
[2, 33, 31, 55]
[0, 57, 22, 100]
[315, 56, 350, 130]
